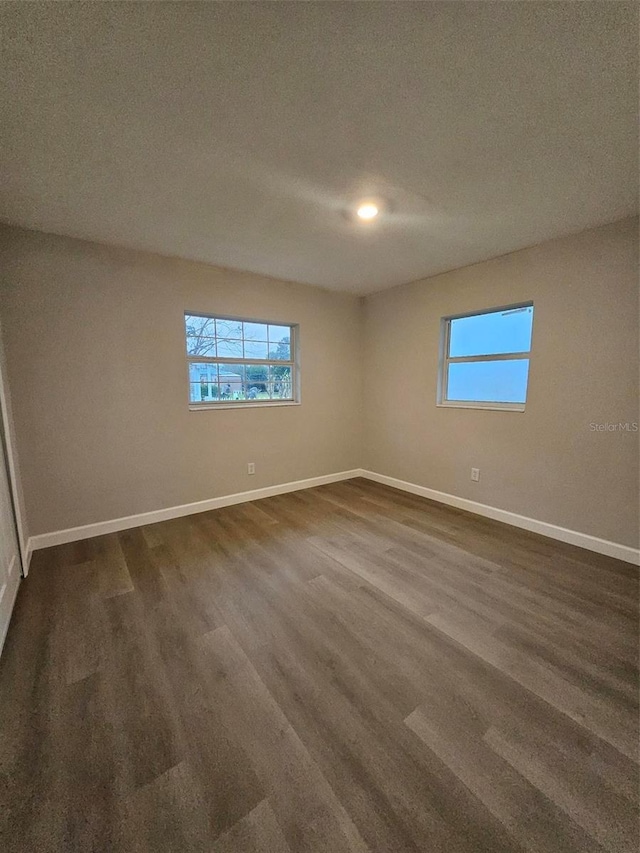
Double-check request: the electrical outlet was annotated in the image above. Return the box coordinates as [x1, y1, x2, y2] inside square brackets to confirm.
[471, 467, 480, 482]
[247, 462, 256, 475]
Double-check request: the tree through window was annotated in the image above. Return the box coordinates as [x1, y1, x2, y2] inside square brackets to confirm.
[185, 314, 298, 407]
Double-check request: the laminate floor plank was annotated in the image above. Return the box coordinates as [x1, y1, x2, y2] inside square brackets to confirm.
[0, 555, 69, 852]
[216, 586, 516, 853]
[0, 478, 637, 852]
[119, 760, 216, 853]
[100, 590, 186, 790]
[147, 600, 266, 840]
[483, 723, 637, 853]
[426, 609, 638, 760]
[210, 799, 292, 853]
[405, 701, 606, 853]
[199, 625, 369, 853]
[88, 532, 134, 599]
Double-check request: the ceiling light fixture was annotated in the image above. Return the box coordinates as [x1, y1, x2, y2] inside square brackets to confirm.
[356, 202, 379, 220]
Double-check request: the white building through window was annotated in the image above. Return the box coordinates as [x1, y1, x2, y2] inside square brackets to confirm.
[185, 314, 298, 408]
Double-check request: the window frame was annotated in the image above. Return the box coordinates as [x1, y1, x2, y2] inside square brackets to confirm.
[185, 311, 300, 410]
[437, 301, 534, 412]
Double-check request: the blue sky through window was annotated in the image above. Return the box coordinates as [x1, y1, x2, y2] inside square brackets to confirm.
[449, 306, 533, 357]
[447, 360, 530, 404]
[445, 306, 533, 405]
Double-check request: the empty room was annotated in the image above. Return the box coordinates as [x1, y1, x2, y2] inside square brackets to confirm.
[0, 2, 638, 852]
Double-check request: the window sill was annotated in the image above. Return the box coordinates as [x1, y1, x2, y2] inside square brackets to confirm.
[437, 401, 525, 412]
[189, 401, 301, 412]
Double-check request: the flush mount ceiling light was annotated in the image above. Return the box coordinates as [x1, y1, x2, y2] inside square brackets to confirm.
[356, 202, 379, 220]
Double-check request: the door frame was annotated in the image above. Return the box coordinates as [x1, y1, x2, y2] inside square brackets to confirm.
[0, 319, 28, 577]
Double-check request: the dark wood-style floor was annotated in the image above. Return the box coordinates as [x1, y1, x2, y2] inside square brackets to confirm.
[0, 478, 638, 853]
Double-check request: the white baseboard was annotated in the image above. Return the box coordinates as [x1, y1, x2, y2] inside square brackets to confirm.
[26, 469, 363, 552]
[359, 469, 640, 566]
[25, 467, 639, 567]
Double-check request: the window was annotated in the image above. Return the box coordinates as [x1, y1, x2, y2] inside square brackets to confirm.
[185, 313, 298, 407]
[438, 303, 534, 410]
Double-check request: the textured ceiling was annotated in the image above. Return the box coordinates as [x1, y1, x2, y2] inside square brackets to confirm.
[0, 2, 637, 294]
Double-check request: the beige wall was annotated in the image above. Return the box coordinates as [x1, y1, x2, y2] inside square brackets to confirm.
[0, 227, 363, 536]
[1, 219, 638, 549]
[363, 217, 639, 548]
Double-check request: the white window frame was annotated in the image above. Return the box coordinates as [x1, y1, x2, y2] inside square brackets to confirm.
[437, 302, 533, 412]
[185, 312, 300, 410]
